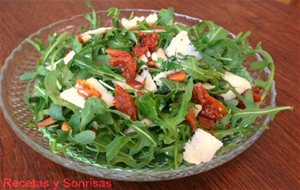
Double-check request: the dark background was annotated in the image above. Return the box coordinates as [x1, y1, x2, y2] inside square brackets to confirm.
[0, 0, 299, 189]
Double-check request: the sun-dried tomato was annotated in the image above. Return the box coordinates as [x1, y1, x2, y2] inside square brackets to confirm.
[185, 108, 198, 131]
[237, 86, 262, 109]
[106, 49, 132, 58]
[192, 83, 227, 121]
[252, 86, 262, 102]
[132, 44, 149, 57]
[126, 79, 145, 90]
[199, 103, 226, 121]
[114, 84, 138, 121]
[138, 32, 160, 52]
[106, 49, 137, 80]
[197, 116, 215, 130]
[122, 59, 137, 80]
[192, 83, 212, 105]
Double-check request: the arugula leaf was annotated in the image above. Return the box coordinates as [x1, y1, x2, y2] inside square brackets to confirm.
[176, 56, 223, 82]
[71, 37, 83, 53]
[69, 112, 82, 133]
[80, 97, 107, 130]
[252, 45, 275, 101]
[84, 0, 100, 29]
[228, 89, 292, 128]
[40, 33, 72, 65]
[73, 52, 124, 82]
[74, 130, 96, 145]
[157, 8, 174, 26]
[44, 71, 79, 112]
[128, 134, 152, 156]
[106, 7, 120, 27]
[109, 152, 136, 167]
[158, 25, 177, 49]
[106, 29, 135, 51]
[108, 109, 158, 146]
[56, 64, 74, 89]
[160, 78, 186, 93]
[106, 136, 131, 162]
[189, 21, 229, 51]
[160, 79, 193, 144]
[49, 103, 65, 120]
[26, 38, 47, 54]
[20, 70, 38, 81]
[20, 66, 49, 81]
[136, 93, 160, 122]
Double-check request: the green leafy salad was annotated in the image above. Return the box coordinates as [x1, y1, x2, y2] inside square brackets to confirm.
[21, 2, 292, 170]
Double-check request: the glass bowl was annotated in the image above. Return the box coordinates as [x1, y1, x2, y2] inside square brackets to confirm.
[0, 9, 276, 181]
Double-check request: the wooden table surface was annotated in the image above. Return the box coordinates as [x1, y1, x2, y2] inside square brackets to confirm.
[1, 0, 299, 189]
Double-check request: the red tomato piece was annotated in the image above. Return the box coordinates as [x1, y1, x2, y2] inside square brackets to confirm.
[106, 49, 137, 80]
[106, 49, 132, 58]
[199, 103, 226, 121]
[126, 79, 145, 90]
[132, 44, 149, 57]
[114, 84, 138, 121]
[197, 116, 215, 130]
[192, 83, 213, 105]
[185, 108, 198, 131]
[252, 86, 262, 102]
[192, 83, 227, 121]
[139, 32, 160, 52]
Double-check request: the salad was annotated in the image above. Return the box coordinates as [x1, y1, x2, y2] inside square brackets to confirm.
[21, 2, 292, 170]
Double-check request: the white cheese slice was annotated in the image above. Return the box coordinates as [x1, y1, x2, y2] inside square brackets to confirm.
[121, 16, 145, 30]
[141, 118, 152, 126]
[121, 14, 158, 30]
[144, 72, 157, 92]
[86, 78, 114, 107]
[60, 77, 114, 108]
[183, 128, 223, 164]
[220, 71, 252, 100]
[60, 87, 86, 109]
[145, 13, 158, 25]
[124, 127, 136, 135]
[46, 51, 75, 71]
[135, 66, 149, 83]
[165, 31, 201, 59]
[80, 34, 92, 42]
[80, 27, 112, 42]
[139, 54, 148, 63]
[146, 51, 151, 58]
[81, 27, 112, 36]
[151, 48, 168, 62]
